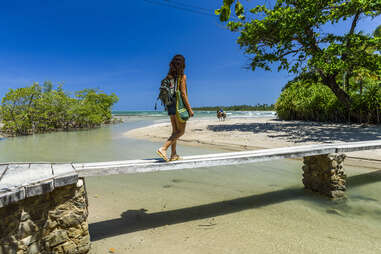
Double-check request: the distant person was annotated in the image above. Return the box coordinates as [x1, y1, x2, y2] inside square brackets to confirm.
[217, 108, 226, 121]
[157, 54, 194, 162]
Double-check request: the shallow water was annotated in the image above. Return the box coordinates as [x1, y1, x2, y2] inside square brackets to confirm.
[113, 110, 276, 119]
[87, 158, 381, 253]
[0, 116, 221, 163]
[1, 116, 380, 253]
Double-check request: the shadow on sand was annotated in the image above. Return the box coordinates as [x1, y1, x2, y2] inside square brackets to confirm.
[207, 121, 381, 143]
[89, 170, 381, 241]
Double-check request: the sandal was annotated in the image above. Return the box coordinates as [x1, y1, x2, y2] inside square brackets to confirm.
[156, 148, 169, 162]
[170, 154, 181, 161]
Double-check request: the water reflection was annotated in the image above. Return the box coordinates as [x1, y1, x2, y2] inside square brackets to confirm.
[0, 117, 154, 162]
[0, 116, 220, 163]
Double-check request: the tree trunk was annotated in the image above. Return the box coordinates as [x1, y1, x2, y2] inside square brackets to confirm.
[323, 76, 360, 122]
[326, 78, 351, 109]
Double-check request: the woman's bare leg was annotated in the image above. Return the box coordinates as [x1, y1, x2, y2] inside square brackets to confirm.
[170, 116, 187, 158]
[170, 115, 186, 154]
[174, 115, 186, 140]
[159, 116, 176, 157]
[158, 115, 186, 158]
[170, 116, 178, 157]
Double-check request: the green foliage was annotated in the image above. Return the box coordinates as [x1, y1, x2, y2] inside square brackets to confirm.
[0, 83, 41, 135]
[217, 0, 381, 121]
[194, 104, 274, 111]
[216, 0, 381, 74]
[42, 81, 53, 93]
[275, 82, 346, 122]
[375, 25, 381, 38]
[73, 89, 119, 128]
[276, 79, 381, 123]
[0, 83, 119, 136]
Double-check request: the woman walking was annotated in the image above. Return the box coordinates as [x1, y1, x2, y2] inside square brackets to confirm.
[157, 54, 194, 161]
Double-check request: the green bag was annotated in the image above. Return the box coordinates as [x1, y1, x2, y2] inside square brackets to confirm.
[176, 76, 189, 123]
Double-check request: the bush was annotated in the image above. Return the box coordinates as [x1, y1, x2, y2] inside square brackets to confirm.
[0, 83, 119, 136]
[275, 80, 380, 123]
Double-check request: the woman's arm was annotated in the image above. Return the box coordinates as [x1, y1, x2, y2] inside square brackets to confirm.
[180, 74, 194, 117]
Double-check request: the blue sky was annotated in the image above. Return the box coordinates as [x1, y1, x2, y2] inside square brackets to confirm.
[0, 1, 379, 110]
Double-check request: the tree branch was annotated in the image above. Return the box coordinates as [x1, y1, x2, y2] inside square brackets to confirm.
[304, 27, 322, 53]
[278, 48, 301, 58]
[349, 10, 361, 37]
[344, 9, 361, 54]
[342, 10, 361, 88]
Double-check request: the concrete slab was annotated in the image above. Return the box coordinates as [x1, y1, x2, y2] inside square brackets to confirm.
[0, 187, 25, 208]
[77, 144, 338, 177]
[0, 164, 8, 181]
[0, 164, 30, 189]
[336, 140, 381, 153]
[25, 180, 54, 198]
[52, 164, 78, 187]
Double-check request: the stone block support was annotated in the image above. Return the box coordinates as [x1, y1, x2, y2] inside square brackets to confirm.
[302, 154, 347, 199]
[0, 178, 90, 254]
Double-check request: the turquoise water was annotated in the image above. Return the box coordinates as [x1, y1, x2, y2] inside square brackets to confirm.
[0, 114, 380, 253]
[113, 110, 276, 119]
[0, 116, 222, 163]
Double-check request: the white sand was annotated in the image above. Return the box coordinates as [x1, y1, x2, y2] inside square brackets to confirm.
[125, 117, 381, 168]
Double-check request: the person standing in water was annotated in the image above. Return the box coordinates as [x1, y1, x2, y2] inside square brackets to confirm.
[157, 54, 194, 161]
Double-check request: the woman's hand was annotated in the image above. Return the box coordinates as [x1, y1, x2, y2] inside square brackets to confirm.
[188, 109, 194, 117]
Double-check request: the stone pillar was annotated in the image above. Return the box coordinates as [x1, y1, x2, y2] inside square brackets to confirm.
[0, 178, 90, 254]
[302, 154, 347, 199]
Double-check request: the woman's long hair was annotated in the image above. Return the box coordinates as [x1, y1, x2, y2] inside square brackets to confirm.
[167, 54, 185, 80]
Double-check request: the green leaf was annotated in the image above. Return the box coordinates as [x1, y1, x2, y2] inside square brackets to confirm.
[223, 0, 234, 6]
[235, 1, 244, 18]
[219, 6, 231, 22]
[374, 25, 381, 38]
[237, 14, 245, 20]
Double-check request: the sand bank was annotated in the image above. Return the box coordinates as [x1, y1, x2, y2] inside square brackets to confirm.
[125, 117, 381, 168]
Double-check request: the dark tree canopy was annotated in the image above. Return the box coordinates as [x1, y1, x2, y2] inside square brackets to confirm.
[217, 0, 381, 120]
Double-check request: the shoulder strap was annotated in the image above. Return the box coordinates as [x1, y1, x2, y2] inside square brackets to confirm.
[177, 75, 187, 95]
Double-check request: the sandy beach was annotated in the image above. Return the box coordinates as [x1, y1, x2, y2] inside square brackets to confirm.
[125, 117, 381, 168]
